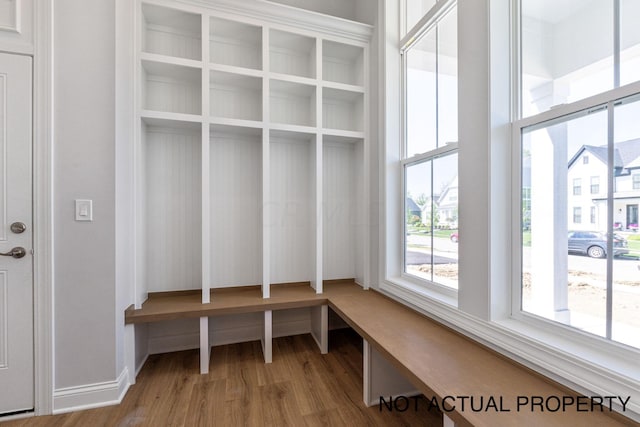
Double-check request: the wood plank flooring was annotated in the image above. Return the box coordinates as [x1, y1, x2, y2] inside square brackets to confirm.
[1, 329, 443, 427]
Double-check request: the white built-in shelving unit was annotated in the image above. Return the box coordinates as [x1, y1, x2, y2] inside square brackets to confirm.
[134, 0, 371, 371]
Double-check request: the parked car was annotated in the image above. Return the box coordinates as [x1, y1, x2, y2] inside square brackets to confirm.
[450, 232, 459, 243]
[567, 231, 628, 258]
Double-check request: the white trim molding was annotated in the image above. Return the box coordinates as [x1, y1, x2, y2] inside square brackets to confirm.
[33, 0, 54, 417]
[52, 369, 130, 415]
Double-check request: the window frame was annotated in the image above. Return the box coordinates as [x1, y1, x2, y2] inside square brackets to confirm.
[572, 178, 582, 196]
[384, 0, 640, 420]
[511, 33, 640, 348]
[399, 0, 459, 296]
[590, 176, 600, 194]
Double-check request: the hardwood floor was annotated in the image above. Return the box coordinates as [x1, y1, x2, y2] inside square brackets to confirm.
[1, 329, 442, 427]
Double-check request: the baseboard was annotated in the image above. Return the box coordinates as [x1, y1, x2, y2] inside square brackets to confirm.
[53, 368, 130, 414]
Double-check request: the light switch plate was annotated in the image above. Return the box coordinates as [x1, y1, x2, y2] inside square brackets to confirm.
[75, 199, 93, 221]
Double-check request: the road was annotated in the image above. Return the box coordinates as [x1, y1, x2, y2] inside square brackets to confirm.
[407, 234, 639, 284]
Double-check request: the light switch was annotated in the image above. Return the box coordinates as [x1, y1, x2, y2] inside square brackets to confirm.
[75, 199, 93, 221]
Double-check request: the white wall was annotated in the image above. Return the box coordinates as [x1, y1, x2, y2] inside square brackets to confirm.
[54, 0, 117, 389]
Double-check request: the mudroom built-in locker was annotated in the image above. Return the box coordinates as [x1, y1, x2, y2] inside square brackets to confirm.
[130, 0, 374, 372]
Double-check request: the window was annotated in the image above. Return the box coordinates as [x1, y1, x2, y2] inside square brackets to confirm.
[518, 0, 640, 349]
[633, 174, 640, 190]
[572, 178, 581, 196]
[590, 176, 600, 194]
[572, 207, 582, 224]
[403, 1, 458, 290]
[404, 0, 436, 36]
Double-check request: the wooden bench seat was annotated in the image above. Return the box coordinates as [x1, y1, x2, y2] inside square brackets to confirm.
[125, 283, 635, 426]
[124, 280, 362, 324]
[329, 291, 634, 427]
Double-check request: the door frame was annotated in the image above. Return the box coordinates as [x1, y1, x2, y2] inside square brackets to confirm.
[32, 1, 54, 416]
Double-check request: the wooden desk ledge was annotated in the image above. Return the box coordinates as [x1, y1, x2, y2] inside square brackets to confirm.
[328, 291, 636, 427]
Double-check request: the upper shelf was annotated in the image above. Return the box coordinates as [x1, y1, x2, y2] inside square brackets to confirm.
[210, 16, 262, 71]
[270, 29, 316, 79]
[323, 40, 364, 86]
[141, 3, 202, 61]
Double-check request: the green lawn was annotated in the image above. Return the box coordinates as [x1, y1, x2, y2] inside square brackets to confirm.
[406, 228, 457, 239]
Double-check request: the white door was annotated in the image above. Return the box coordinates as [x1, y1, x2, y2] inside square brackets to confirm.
[0, 52, 34, 415]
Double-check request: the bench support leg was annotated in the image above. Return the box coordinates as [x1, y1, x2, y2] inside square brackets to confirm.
[262, 310, 273, 363]
[443, 414, 456, 427]
[310, 304, 328, 354]
[362, 339, 420, 406]
[199, 316, 209, 374]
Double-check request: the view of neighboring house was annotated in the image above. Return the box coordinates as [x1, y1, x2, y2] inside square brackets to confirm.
[436, 176, 458, 228]
[568, 138, 640, 231]
[407, 176, 459, 229]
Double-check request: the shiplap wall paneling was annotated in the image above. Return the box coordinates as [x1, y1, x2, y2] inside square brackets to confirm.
[323, 137, 359, 281]
[210, 16, 262, 71]
[141, 3, 201, 60]
[210, 125, 262, 288]
[322, 40, 364, 86]
[143, 122, 202, 292]
[322, 87, 363, 132]
[269, 130, 315, 285]
[270, 80, 316, 127]
[209, 71, 262, 122]
[141, 60, 202, 116]
[269, 29, 316, 79]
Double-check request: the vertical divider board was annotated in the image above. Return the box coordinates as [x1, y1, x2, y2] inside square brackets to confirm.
[310, 305, 328, 354]
[262, 26, 271, 299]
[134, 0, 146, 309]
[362, 45, 370, 289]
[262, 310, 273, 363]
[314, 38, 323, 294]
[200, 13, 211, 374]
[201, 13, 211, 304]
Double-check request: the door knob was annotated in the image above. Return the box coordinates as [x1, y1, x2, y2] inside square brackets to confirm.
[0, 247, 26, 259]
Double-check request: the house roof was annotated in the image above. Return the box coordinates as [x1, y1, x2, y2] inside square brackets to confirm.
[406, 197, 421, 214]
[567, 138, 640, 171]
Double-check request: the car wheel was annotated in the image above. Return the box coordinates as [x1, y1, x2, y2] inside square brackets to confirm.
[587, 245, 605, 258]
[450, 235, 458, 243]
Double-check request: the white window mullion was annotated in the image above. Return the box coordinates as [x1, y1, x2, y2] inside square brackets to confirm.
[606, 102, 615, 340]
[614, 0, 621, 89]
